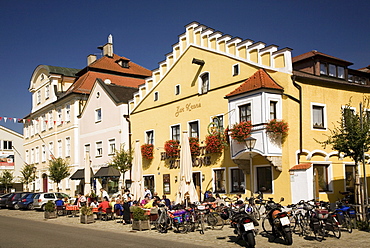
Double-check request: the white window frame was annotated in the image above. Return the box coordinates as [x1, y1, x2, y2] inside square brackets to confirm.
[254, 164, 274, 194]
[232, 63, 240, 76]
[35, 146, 39, 164]
[199, 72, 210, 94]
[108, 139, 115, 155]
[170, 124, 181, 141]
[154, 92, 159, 101]
[37, 90, 41, 104]
[146, 130, 154, 144]
[57, 140, 62, 158]
[311, 102, 327, 130]
[41, 114, 46, 132]
[49, 142, 54, 160]
[212, 168, 226, 193]
[96, 141, 103, 157]
[25, 150, 29, 164]
[57, 108, 62, 125]
[65, 103, 71, 122]
[31, 148, 35, 164]
[188, 120, 200, 138]
[175, 85, 180, 95]
[312, 161, 333, 193]
[229, 167, 246, 194]
[65, 137, 71, 157]
[95, 108, 102, 123]
[45, 84, 50, 99]
[48, 111, 53, 129]
[41, 145, 46, 162]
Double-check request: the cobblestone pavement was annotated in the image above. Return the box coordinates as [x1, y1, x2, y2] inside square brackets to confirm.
[0, 209, 369, 247]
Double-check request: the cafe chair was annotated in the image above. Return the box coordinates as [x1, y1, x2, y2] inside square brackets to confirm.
[100, 208, 114, 221]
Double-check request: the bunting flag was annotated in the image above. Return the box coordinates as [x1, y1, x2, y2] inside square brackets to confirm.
[0, 115, 72, 126]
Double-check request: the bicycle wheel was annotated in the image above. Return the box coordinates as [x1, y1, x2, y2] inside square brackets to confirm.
[331, 223, 341, 239]
[344, 214, 353, 233]
[301, 215, 312, 236]
[314, 227, 325, 242]
[293, 215, 304, 236]
[262, 216, 273, 234]
[199, 215, 205, 234]
[207, 212, 224, 230]
[252, 205, 261, 221]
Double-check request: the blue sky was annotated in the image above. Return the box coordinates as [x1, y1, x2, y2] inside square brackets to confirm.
[1, 0, 369, 134]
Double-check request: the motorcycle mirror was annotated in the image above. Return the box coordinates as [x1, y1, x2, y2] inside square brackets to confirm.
[280, 197, 284, 202]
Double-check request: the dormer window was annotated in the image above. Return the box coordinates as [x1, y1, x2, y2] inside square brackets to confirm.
[320, 62, 346, 79]
[116, 59, 130, 68]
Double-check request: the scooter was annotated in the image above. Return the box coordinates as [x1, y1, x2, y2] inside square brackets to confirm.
[265, 197, 293, 245]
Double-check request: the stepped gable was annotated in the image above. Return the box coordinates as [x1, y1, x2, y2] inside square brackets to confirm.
[225, 69, 283, 98]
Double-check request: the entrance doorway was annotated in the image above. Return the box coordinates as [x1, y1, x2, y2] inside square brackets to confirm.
[193, 172, 201, 202]
[42, 174, 48, 192]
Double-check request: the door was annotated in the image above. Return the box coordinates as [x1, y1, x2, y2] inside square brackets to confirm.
[193, 172, 201, 202]
[42, 174, 48, 192]
[143, 175, 155, 196]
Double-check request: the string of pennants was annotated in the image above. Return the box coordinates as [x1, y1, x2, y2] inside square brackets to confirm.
[0, 117, 67, 125]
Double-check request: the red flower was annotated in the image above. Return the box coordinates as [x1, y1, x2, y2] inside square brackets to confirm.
[189, 137, 200, 156]
[230, 121, 252, 142]
[265, 119, 289, 141]
[164, 140, 180, 157]
[205, 134, 227, 153]
[141, 144, 154, 160]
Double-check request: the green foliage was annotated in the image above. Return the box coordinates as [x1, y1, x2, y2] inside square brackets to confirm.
[107, 144, 132, 176]
[132, 207, 149, 221]
[80, 205, 93, 215]
[48, 158, 70, 192]
[44, 200, 56, 212]
[316, 98, 370, 165]
[20, 164, 36, 190]
[0, 170, 14, 192]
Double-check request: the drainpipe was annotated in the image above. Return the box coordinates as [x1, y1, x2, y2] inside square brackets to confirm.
[123, 114, 132, 189]
[292, 75, 302, 164]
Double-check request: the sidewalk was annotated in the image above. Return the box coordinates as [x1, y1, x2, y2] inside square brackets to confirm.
[0, 209, 368, 247]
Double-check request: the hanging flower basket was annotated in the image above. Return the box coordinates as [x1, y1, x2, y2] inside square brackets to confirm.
[230, 121, 252, 143]
[141, 144, 154, 160]
[205, 134, 227, 153]
[164, 140, 180, 158]
[189, 137, 200, 156]
[265, 119, 289, 141]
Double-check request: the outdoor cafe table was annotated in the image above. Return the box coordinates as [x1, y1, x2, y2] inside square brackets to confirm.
[65, 205, 79, 217]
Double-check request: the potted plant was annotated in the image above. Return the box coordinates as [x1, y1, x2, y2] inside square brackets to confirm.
[266, 119, 289, 142]
[141, 143, 154, 160]
[205, 134, 227, 153]
[189, 137, 200, 156]
[131, 207, 150, 231]
[164, 140, 180, 158]
[44, 200, 57, 219]
[80, 205, 95, 224]
[230, 121, 252, 142]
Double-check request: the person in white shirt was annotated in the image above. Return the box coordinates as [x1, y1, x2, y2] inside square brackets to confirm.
[144, 187, 152, 199]
[100, 188, 110, 201]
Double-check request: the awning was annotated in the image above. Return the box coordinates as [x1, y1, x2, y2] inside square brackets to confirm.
[69, 168, 94, 180]
[93, 166, 121, 179]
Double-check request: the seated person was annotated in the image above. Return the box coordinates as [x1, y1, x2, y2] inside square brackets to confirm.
[90, 198, 99, 208]
[55, 197, 64, 207]
[98, 196, 111, 219]
[114, 199, 124, 216]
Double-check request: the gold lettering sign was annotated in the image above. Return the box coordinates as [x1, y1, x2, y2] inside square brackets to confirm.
[175, 103, 201, 117]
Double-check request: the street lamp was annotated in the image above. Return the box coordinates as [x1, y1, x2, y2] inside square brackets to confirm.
[245, 136, 257, 196]
[32, 166, 37, 193]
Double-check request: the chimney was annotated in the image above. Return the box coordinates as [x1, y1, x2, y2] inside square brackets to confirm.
[102, 34, 113, 57]
[87, 54, 97, 65]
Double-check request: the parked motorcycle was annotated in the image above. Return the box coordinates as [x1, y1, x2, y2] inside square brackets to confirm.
[263, 197, 293, 245]
[221, 203, 258, 248]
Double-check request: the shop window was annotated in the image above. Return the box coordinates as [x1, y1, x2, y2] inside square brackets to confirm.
[256, 166, 272, 193]
[213, 168, 226, 193]
[230, 168, 245, 193]
[313, 164, 329, 192]
[239, 103, 251, 122]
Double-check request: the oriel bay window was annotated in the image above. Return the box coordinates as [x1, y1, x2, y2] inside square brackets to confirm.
[230, 168, 245, 193]
[256, 166, 273, 193]
[213, 168, 226, 193]
[239, 103, 251, 122]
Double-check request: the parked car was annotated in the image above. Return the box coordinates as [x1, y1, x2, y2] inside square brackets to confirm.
[4, 192, 31, 209]
[17, 193, 37, 210]
[33, 192, 70, 211]
[0, 193, 12, 208]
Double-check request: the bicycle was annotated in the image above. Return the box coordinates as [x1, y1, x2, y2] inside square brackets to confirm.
[155, 203, 172, 233]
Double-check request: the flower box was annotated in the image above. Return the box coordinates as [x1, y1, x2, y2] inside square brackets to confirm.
[189, 137, 200, 156]
[205, 134, 226, 153]
[230, 121, 252, 142]
[164, 140, 180, 158]
[141, 143, 154, 160]
[80, 214, 95, 224]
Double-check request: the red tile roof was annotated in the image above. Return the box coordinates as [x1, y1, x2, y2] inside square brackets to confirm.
[292, 50, 352, 65]
[289, 163, 312, 171]
[225, 69, 283, 98]
[85, 54, 152, 77]
[65, 71, 146, 94]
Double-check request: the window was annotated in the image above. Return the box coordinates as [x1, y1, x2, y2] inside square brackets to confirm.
[95, 108, 102, 123]
[30, 123, 34, 137]
[338, 66, 345, 79]
[189, 121, 199, 138]
[233, 64, 239, 76]
[108, 139, 115, 155]
[230, 168, 245, 193]
[96, 141, 103, 157]
[57, 109, 62, 125]
[3, 140, 12, 150]
[48, 111, 53, 129]
[41, 115, 46, 131]
[313, 164, 329, 192]
[35, 119, 39, 134]
[312, 105, 325, 129]
[49, 142, 54, 160]
[212, 115, 224, 132]
[256, 166, 273, 193]
[171, 125, 180, 141]
[65, 137, 71, 157]
[57, 140, 62, 158]
[345, 165, 355, 193]
[329, 64, 336, 77]
[25, 150, 29, 164]
[37, 90, 41, 104]
[35, 147, 39, 163]
[239, 103, 251, 122]
[31, 148, 34, 164]
[41, 145, 46, 162]
[85, 144, 91, 154]
[270, 101, 277, 120]
[154, 92, 159, 101]
[320, 63, 327, 75]
[146, 130, 154, 144]
[213, 168, 226, 193]
[65, 104, 71, 122]
[348, 74, 354, 83]
[175, 85, 180, 95]
[144, 175, 155, 196]
[45, 85, 50, 99]
[200, 73, 209, 94]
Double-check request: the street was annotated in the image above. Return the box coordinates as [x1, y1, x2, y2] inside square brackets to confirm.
[0, 209, 369, 248]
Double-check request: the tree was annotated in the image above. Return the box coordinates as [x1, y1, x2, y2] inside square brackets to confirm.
[107, 144, 132, 193]
[0, 170, 14, 193]
[20, 163, 36, 191]
[317, 98, 370, 217]
[48, 158, 70, 192]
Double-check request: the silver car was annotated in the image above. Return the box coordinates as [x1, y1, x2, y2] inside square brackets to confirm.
[33, 192, 70, 211]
